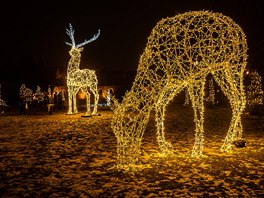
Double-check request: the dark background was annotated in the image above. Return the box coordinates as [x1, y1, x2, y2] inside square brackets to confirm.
[1, 0, 263, 104]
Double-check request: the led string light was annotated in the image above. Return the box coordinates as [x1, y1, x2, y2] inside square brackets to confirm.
[65, 23, 100, 116]
[111, 11, 248, 168]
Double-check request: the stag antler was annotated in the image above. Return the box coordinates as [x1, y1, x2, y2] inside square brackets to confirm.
[65, 23, 76, 47]
[65, 23, 100, 48]
[76, 29, 100, 48]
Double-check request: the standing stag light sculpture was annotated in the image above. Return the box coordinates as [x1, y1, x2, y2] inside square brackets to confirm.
[65, 23, 100, 116]
[111, 11, 248, 168]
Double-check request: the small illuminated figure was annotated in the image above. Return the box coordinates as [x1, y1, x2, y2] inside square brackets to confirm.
[65, 23, 100, 116]
[111, 11, 248, 168]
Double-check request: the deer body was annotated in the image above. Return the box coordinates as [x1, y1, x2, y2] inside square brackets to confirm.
[65, 24, 100, 116]
[111, 11, 247, 167]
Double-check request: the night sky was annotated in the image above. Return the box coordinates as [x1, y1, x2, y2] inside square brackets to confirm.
[1, 0, 264, 87]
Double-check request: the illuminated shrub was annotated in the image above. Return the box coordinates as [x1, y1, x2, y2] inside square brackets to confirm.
[111, 11, 248, 169]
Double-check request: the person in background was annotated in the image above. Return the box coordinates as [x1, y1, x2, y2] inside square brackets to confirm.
[46, 92, 54, 115]
[19, 94, 27, 115]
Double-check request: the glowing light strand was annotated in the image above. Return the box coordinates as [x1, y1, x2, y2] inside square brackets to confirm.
[111, 11, 248, 168]
[65, 23, 100, 116]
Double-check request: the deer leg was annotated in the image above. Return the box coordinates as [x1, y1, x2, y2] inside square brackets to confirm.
[81, 87, 91, 116]
[73, 89, 78, 113]
[67, 87, 73, 114]
[188, 79, 206, 158]
[85, 92, 91, 116]
[155, 89, 177, 154]
[91, 88, 99, 115]
[155, 105, 173, 154]
[213, 68, 246, 152]
[115, 110, 151, 167]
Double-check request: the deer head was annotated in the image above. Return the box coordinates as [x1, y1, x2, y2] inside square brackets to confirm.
[65, 23, 100, 49]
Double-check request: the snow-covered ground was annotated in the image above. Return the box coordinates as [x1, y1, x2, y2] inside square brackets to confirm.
[0, 102, 263, 197]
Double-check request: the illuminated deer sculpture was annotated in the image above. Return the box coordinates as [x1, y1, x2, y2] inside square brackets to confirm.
[65, 24, 100, 116]
[111, 11, 248, 168]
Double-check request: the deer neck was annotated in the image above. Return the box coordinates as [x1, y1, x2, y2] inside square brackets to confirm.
[67, 54, 81, 74]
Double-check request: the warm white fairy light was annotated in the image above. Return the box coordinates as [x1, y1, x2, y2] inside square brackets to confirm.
[111, 10, 248, 168]
[65, 23, 100, 116]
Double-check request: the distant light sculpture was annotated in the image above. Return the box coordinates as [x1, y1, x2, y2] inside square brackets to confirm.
[20, 84, 33, 102]
[65, 23, 100, 116]
[100, 87, 114, 106]
[245, 70, 263, 110]
[0, 99, 7, 107]
[33, 86, 45, 102]
[111, 11, 248, 168]
[106, 89, 111, 106]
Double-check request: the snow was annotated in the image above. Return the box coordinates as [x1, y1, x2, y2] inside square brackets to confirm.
[0, 103, 263, 197]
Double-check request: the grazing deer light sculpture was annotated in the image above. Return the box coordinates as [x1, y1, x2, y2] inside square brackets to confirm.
[65, 23, 100, 116]
[111, 11, 248, 168]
